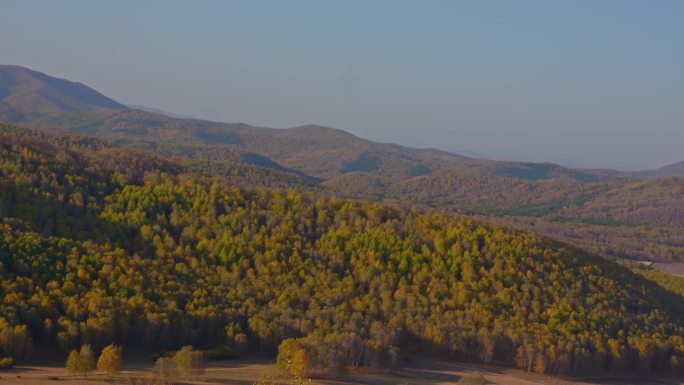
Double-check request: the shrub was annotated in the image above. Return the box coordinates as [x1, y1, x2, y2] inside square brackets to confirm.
[202, 345, 239, 360]
[459, 372, 486, 385]
[0, 358, 14, 369]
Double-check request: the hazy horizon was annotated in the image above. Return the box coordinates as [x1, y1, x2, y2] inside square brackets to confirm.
[2, 0, 683, 170]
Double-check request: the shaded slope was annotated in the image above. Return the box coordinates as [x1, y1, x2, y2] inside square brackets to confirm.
[0, 122, 317, 193]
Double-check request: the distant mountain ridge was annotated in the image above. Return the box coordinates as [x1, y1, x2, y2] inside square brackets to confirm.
[0, 64, 615, 183]
[1, 65, 680, 179]
[0, 65, 127, 118]
[639, 160, 684, 178]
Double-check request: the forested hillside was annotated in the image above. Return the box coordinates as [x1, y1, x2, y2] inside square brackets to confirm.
[1, 125, 683, 376]
[5, 66, 684, 270]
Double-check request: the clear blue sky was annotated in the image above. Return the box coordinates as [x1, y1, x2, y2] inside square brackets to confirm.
[2, 0, 683, 170]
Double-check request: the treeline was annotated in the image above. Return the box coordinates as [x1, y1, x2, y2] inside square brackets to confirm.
[0, 125, 683, 376]
[489, 216, 684, 263]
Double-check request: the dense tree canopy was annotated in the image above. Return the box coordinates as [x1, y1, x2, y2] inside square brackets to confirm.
[0, 125, 683, 376]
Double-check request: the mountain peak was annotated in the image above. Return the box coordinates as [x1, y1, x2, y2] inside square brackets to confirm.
[0, 65, 127, 116]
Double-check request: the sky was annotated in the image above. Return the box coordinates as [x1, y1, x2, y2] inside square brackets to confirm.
[1, 0, 683, 170]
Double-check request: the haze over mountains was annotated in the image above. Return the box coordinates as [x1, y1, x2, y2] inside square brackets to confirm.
[1, 65, 681, 178]
[1, 64, 684, 267]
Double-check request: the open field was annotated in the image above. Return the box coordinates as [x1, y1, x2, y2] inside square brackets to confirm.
[0, 356, 681, 385]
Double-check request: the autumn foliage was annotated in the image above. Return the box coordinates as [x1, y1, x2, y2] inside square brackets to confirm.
[0, 125, 682, 376]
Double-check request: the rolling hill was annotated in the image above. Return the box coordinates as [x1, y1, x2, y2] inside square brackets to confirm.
[1, 65, 683, 266]
[640, 160, 684, 178]
[1, 124, 683, 375]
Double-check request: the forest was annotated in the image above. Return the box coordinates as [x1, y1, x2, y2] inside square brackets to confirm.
[1, 124, 683, 377]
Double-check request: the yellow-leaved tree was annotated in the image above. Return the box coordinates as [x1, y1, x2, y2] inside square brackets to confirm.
[65, 350, 79, 378]
[97, 344, 123, 378]
[79, 344, 97, 377]
[173, 345, 204, 379]
[65, 345, 96, 378]
[276, 339, 311, 381]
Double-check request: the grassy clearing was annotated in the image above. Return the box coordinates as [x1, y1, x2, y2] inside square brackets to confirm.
[0, 356, 681, 385]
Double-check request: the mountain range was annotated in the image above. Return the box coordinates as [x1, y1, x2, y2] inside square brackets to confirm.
[1, 65, 681, 179]
[1, 64, 683, 267]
